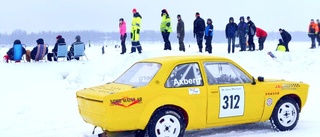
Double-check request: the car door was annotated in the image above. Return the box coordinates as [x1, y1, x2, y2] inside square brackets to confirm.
[204, 61, 264, 124]
[164, 62, 208, 125]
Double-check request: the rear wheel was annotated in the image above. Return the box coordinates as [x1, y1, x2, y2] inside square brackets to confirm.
[145, 108, 186, 137]
[270, 98, 299, 131]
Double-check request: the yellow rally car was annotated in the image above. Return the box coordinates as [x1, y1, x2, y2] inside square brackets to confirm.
[76, 55, 309, 137]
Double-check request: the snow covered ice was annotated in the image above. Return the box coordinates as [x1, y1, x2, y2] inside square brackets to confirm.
[0, 41, 319, 137]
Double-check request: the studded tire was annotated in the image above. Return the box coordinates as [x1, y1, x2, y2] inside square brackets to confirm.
[145, 108, 186, 137]
[270, 97, 300, 131]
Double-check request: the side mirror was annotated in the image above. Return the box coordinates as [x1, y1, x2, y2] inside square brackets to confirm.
[258, 76, 264, 82]
[252, 76, 256, 85]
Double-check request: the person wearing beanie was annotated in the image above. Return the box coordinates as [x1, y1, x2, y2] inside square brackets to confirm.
[225, 17, 238, 53]
[3, 39, 26, 63]
[130, 8, 143, 54]
[176, 14, 185, 52]
[308, 19, 319, 49]
[279, 28, 291, 52]
[246, 16, 256, 51]
[67, 35, 85, 60]
[238, 16, 248, 51]
[47, 35, 66, 61]
[204, 18, 214, 54]
[25, 38, 49, 62]
[193, 12, 205, 52]
[160, 9, 172, 50]
[119, 18, 127, 54]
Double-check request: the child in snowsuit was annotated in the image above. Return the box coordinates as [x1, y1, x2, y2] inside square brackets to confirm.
[205, 18, 213, 54]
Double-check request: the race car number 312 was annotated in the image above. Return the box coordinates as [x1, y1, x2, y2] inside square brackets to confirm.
[219, 86, 245, 118]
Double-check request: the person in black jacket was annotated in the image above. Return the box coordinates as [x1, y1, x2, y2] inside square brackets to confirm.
[193, 12, 205, 53]
[67, 35, 85, 60]
[279, 28, 292, 52]
[225, 17, 238, 53]
[247, 16, 256, 51]
[47, 35, 66, 61]
[177, 14, 185, 52]
[317, 19, 320, 46]
[26, 38, 49, 62]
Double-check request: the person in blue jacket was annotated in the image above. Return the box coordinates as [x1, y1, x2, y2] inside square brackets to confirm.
[225, 17, 238, 53]
[204, 18, 213, 54]
[237, 16, 248, 51]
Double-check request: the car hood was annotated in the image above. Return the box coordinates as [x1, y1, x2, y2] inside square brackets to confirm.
[76, 83, 134, 101]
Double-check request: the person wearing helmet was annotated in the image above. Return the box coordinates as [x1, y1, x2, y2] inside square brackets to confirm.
[225, 17, 238, 53]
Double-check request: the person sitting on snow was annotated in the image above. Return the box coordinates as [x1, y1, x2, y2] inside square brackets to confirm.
[276, 39, 286, 52]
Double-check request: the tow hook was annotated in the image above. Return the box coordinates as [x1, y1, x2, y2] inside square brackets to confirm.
[92, 126, 97, 134]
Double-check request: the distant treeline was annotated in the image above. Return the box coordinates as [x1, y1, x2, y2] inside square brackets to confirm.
[0, 29, 309, 46]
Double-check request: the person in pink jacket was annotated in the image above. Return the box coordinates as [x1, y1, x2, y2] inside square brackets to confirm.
[119, 18, 127, 54]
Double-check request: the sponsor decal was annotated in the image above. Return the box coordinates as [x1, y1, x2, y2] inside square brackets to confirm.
[275, 84, 300, 90]
[265, 92, 280, 96]
[110, 97, 142, 108]
[189, 88, 200, 95]
[266, 98, 273, 106]
[173, 78, 202, 86]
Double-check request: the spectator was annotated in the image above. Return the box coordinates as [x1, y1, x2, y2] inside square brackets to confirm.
[177, 14, 185, 52]
[3, 39, 26, 63]
[204, 18, 213, 54]
[67, 35, 85, 60]
[238, 16, 248, 51]
[225, 17, 238, 53]
[246, 16, 256, 51]
[119, 18, 127, 54]
[47, 35, 66, 61]
[317, 19, 320, 46]
[276, 39, 286, 52]
[279, 28, 291, 52]
[160, 9, 172, 50]
[26, 38, 48, 62]
[308, 19, 319, 49]
[256, 27, 268, 50]
[193, 12, 205, 53]
[130, 8, 142, 54]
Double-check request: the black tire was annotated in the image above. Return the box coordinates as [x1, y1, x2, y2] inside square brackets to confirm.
[270, 97, 300, 131]
[145, 108, 186, 137]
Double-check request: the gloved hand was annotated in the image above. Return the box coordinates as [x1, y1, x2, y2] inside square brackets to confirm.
[131, 33, 133, 38]
[204, 36, 207, 40]
[137, 29, 140, 34]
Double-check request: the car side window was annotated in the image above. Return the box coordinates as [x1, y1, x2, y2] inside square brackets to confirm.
[165, 63, 203, 88]
[204, 62, 251, 84]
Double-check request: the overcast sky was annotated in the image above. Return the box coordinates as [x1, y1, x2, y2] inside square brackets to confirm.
[1, 0, 317, 33]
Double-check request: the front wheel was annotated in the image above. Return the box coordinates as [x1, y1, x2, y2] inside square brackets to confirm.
[270, 98, 300, 131]
[146, 108, 186, 137]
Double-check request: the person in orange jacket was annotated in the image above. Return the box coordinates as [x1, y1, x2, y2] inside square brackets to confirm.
[308, 19, 319, 49]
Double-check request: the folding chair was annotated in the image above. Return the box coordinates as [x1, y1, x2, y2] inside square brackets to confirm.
[10, 44, 25, 63]
[54, 43, 69, 61]
[72, 43, 88, 60]
[33, 44, 48, 62]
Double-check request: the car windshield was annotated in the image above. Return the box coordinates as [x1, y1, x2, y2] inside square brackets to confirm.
[114, 62, 161, 87]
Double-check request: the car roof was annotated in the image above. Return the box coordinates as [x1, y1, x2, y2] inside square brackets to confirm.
[140, 55, 229, 64]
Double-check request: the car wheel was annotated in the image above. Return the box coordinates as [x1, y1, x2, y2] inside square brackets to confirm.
[270, 97, 300, 131]
[146, 108, 186, 137]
